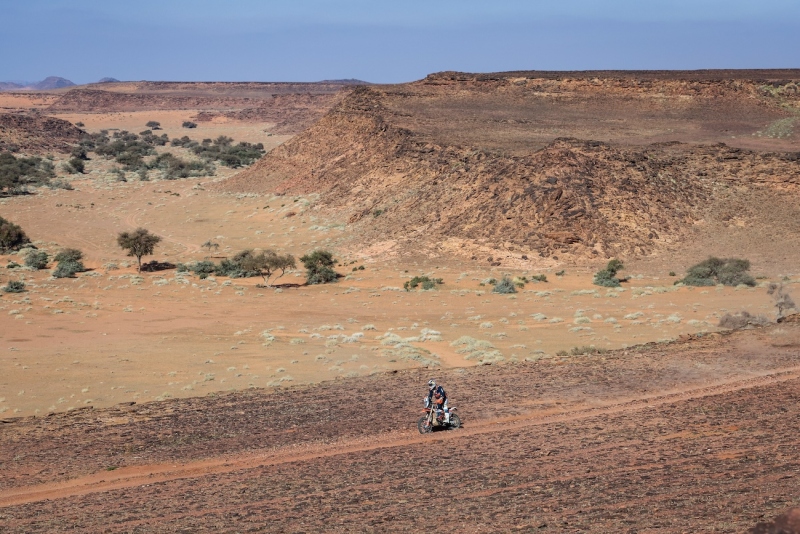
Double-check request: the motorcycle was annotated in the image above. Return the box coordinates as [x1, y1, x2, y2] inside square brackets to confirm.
[417, 396, 461, 433]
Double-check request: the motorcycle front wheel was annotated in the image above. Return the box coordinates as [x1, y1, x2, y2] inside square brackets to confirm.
[448, 414, 461, 429]
[418, 416, 433, 434]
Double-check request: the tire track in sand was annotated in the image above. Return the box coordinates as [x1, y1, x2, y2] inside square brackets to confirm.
[121, 183, 203, 256]
[2, 366, 799, 508]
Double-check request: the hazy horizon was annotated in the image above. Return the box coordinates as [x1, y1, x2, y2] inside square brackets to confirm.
[2, 1, 798, 85]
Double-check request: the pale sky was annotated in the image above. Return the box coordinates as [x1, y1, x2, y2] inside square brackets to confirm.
[2, 0, 798, 83]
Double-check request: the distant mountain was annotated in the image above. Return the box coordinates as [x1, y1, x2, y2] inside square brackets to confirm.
[97, 77, 120, 83]
[0, 82, 24, 91]
[30, 76, 75, 90]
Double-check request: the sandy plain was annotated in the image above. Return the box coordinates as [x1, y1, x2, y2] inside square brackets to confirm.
[0, 132, 788, 418]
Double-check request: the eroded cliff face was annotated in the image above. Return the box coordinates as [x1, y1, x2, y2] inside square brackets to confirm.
[220, 73, 800, 260]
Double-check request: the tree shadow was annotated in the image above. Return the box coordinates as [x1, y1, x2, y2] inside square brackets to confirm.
[140, 260, 176, 272]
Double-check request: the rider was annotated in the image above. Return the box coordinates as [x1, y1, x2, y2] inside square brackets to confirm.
[427, 379, 449, 422]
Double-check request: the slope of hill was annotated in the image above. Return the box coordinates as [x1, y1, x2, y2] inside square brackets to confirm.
[219, 73, 800, 261]
[0, 113, 84, 153]
[0, 82, 24, 91]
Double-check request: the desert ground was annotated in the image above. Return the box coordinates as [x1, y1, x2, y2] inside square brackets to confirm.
[1, 72, 799, 531]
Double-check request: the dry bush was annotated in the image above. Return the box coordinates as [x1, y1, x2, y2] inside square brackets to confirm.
[767, 282, 796, 318]
[718, 311, 771, 330]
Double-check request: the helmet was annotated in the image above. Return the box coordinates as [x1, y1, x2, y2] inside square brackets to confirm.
[428, 379, 436, 389]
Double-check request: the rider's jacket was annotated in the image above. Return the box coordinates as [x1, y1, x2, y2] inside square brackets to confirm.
[427, 385, 447, 405]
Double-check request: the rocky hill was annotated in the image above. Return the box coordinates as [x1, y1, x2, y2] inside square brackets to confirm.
[219, 72, 800, 261]
[0, 82, 24, 91]
[0, 113, 84, 153]
[30, 76, 75, 90]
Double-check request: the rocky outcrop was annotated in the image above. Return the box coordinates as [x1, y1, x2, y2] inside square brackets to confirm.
[220, 82, 800, 260]
[0, 113, 84, 153]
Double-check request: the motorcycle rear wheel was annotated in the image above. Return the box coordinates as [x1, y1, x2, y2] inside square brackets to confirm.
[449, 414, 462, 429]
[417, 416, 433, 434]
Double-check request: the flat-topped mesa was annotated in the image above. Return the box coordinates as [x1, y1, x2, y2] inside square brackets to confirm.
[422, 69, 800, 83]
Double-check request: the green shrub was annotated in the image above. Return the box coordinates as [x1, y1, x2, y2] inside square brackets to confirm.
[182, 121, 197, 129]
[189, 136, 265, 168]
[593, 269, 620, 287]
[404, 276, 443, 291]
[145, 121, 162, 130]
[679, 257, 755, 287]
[25, 250, 49, 270]
[300, 249, 338, 285]
[492, 277, 517, 294]
[190, 260, 216, 275]
[530, 274, 548, 282]
[176, 263, 188, 273]
[53, 260, 84, 278]
[593, 259, 624, 287]
[56, 249, 83, 262]
[66, 157, 85, 174]
[70, 146, 89, 160]
[148, 152, 212, 180]
[1, 152, 56, 194]
[3, 280, 25, 293]
[0, 216, 30, 252]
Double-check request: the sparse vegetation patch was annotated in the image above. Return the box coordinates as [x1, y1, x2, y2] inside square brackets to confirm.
[404, 276, 443, 291]
[0, 151, 56, 195]
[678, 257, 755, 287]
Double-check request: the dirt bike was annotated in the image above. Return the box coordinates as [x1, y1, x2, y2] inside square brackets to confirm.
[417, 396, 461, 433]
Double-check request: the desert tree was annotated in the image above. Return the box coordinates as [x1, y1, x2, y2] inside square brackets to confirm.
[202, 240, 220, 254]
[768, 282, 796, 319]
[300, 249, 338, 285]
[238, 250, 294, 286]
[117, 228, 162, 272]
[145, 121, 162, 130]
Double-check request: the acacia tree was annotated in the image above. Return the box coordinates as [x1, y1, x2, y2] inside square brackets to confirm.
[241, 250, 296, 286]
[117, 228, 162, 272]
[202, 240, 220, 254]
